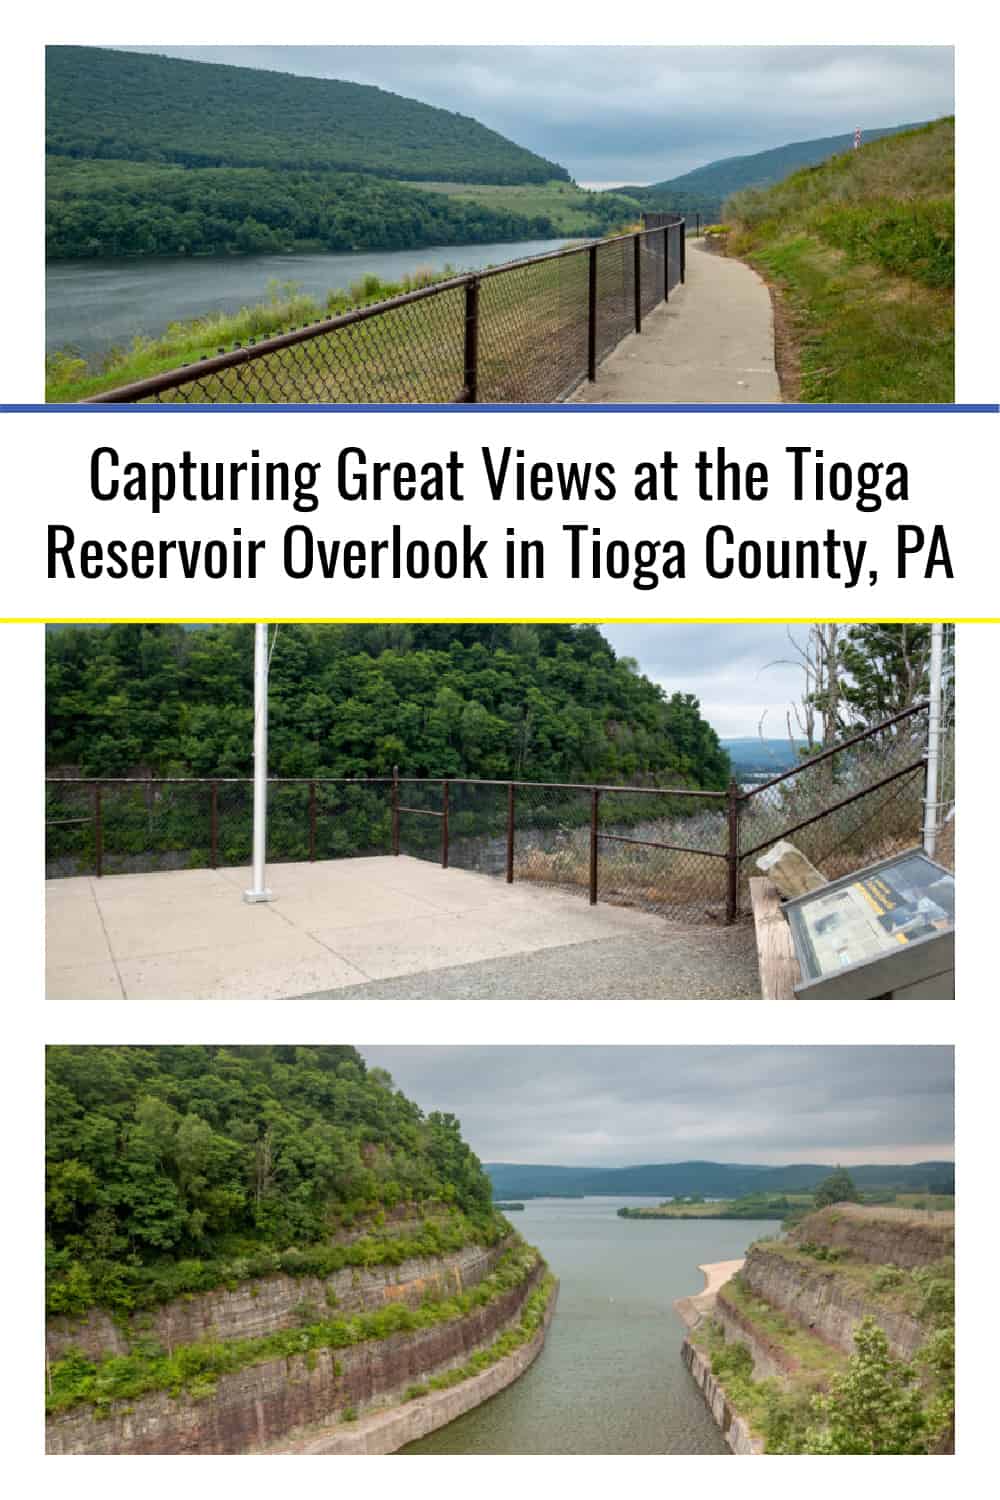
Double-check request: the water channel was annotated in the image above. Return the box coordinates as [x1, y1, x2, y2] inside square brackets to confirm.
[404, 1197, 779, 1455]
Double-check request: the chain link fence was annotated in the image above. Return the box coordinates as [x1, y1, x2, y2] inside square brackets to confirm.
[80, 223, 684, 406]
[46, 705, 946, 923]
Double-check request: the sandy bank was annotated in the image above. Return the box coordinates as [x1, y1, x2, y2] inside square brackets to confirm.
[674, 1258, 744, 1329]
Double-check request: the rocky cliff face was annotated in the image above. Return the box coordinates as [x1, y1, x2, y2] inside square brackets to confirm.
[47, 1261, 547, 1455]
[47, 1237, 508, 1362]
[739, 1243, 927, 1360]
[681, 1341, 762, 1455]
[788, 1205, 953, 1269]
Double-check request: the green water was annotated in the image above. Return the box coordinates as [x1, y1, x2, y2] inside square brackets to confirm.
[404, 1197, 779, 1455]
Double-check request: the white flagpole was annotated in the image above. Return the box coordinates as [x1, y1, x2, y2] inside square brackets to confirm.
[244, 622, 273, 903]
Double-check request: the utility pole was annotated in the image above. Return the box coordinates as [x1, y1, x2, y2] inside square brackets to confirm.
[244, 622, 273, 903]
[923, 623, 944, 859]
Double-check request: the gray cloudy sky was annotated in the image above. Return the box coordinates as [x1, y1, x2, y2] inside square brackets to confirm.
[361, 1047, 953, 1166]
[599, 622, 809, 739]
[120, 46, 954, 185]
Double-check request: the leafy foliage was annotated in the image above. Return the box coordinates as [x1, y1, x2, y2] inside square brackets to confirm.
[45, 623, 730, 788]
[814, 1168, 862, 1208]
[804, 1319, 930, 1453]
[46, 1045, 494, 1314]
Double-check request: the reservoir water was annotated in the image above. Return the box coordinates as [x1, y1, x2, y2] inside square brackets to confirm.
[45, 239, 573, 361]
[403, 1197, 779, 1455]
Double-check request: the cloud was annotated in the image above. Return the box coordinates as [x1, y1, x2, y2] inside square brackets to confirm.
[599, 622, 810, 738]
[360, 1046, 954, 1166]
[115, 46, 954, 183]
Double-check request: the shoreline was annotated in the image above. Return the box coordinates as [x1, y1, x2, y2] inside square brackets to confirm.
[673, 1258, 744, 1330]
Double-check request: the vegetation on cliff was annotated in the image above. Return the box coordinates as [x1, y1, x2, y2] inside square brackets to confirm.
[46, 1045, 497, 1316]
[46, 1240, 543, 1415]
[690, 1206, 954, 1454]
[724, 118, 954, 402]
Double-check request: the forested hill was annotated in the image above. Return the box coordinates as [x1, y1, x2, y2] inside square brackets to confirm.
[618, 122, 926, 222]
[46, 1045, 494, 1314]
[47, 47, 569, 184]
[46, 48, 583, 260]
[485, 1160, 956, 1199]
[45, 623, 731, 789]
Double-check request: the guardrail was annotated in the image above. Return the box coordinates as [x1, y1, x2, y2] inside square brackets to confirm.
[46, 706, 942, 923]
[81, 221, 686, 406]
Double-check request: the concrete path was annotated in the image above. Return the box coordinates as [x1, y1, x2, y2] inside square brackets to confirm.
[45, 855, 761, 1001]
[571, 240, 780, 403]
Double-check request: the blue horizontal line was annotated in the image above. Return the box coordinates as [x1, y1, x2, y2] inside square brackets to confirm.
[4, 402, 998, 414]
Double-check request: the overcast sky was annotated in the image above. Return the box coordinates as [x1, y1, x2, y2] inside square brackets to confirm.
[599, 622, 811, 739]
[361, 1046, 953, 1167]
[120, 46, 954, 185]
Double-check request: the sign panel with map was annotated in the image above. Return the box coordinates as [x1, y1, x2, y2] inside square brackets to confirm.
[785, 850, 954, 999]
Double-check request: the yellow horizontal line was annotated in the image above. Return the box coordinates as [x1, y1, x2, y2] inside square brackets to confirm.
[2, 617, 991, 626]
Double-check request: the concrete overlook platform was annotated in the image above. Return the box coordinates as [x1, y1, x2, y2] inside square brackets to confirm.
[45, 855, 760, 1001]
[571, 239, 781, 404]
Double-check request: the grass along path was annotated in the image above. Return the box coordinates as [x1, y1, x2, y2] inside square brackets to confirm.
[724, 118, 954, 402]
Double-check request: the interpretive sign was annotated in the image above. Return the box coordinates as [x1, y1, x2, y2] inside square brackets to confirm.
[785, 849, 955, 1000]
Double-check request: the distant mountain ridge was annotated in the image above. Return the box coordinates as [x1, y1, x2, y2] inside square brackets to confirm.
[618, 122, 927, 220]
[486, 1160, 954, 1199]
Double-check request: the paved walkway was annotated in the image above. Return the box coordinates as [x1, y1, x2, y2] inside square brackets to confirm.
[571, 240, 780, 403]
[45, 855, 760, 1001]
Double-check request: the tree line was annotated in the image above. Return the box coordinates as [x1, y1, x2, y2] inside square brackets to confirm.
[46, 623, 732, 788]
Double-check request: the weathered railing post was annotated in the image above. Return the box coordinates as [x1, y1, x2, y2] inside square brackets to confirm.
[587, 244, 598, 381]
[506, 783, 515, 883]
[633, 233, 642, 333]
[308, 780, 316, 862]
[94, 783, 103, 879]
[441, 780, 450, 869]
[463, 277, 479, 403]
[726, 779, 740, 924]
[210, 781, 218, 869]
[589, 788, 600, 905]
[680, 220, 686, 284]
[391, 765, 400, 856]
[662, 226, 670, 303]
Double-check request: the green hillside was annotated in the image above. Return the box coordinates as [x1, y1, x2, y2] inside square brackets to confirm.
[46, 47, 569, 183]
[45, 47, 586, 262]
[725, 117, 954, 402]
[618, 122, 925, 222]
[46, 1045, 497, 1315]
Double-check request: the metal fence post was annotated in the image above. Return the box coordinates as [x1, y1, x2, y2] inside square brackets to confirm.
[587, 244, 598, 381]
[662, 226, 670, 303]
[726, 779, 740, 923]
[94, 784, 103, 879]
[589, 788, 600, 905]
[308, 780, 316, 862]
[633, 233, 642, 333]
[441, 780, 450, 869]
[696, 212, 701, 236]
[391, 765, 400, 856]
[680, 221, 686, 285]
[506, 783, 515, 883]
[210, 781, 218, 869]
[463, 277, 479, 403]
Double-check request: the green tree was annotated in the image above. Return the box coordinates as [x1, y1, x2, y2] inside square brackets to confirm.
[804, 1319, 929, 1454]
[814, 1168, 861, 1207]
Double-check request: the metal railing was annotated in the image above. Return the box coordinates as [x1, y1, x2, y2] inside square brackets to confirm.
[45, 705, 944, 924]
[80, 221, 685, 406]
